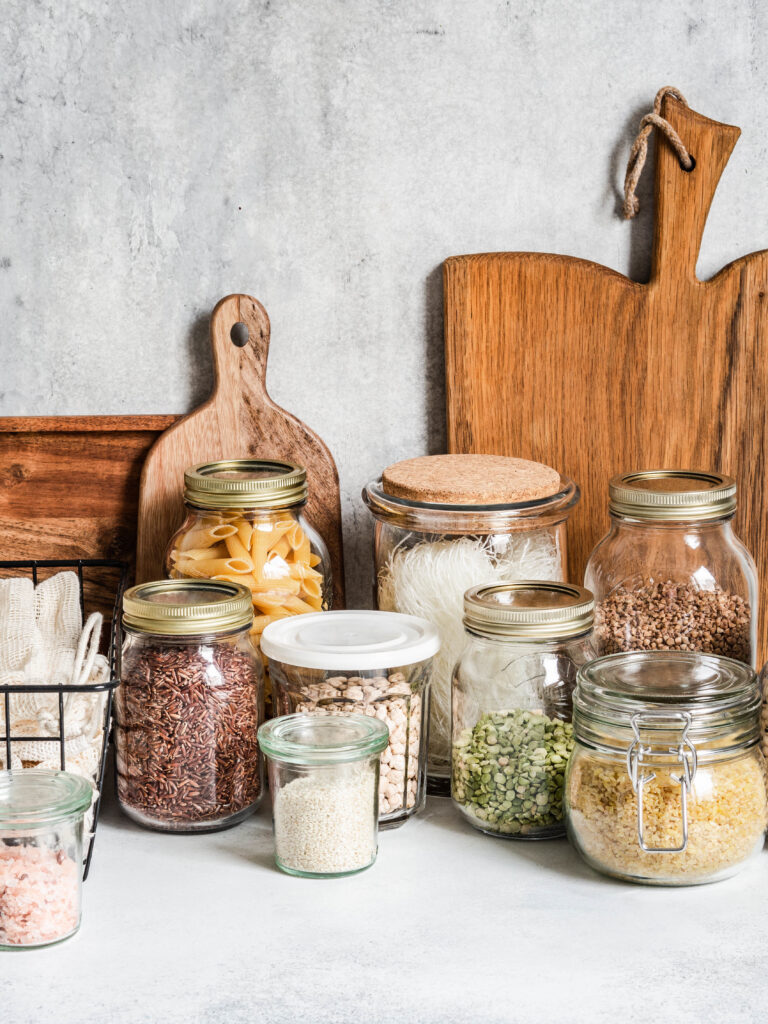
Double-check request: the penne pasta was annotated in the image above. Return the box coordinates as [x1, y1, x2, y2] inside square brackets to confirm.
[253, 593, 290, 613]
[173, 543, 229, 562]
[293, 535, 311, 565]
[236, 520, 254, 552]
[283, 595, 318, 615]
[177, 556, 251, 577]
[285, 522, 304, 551]
[224, 534, 255, 568]
[301, 577, 322, 600]
[269, 537, 290, 560]
[309, 553, 322, 568]
[178, 523, 238, 551]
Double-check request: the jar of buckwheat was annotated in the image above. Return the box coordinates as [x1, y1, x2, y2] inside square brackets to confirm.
[115, 580, 264, 832]
[585, 471, 757, 667]
[261, 610, 439, 827]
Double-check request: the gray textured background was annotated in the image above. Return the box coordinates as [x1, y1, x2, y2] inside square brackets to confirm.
[2, 0, 767, 604]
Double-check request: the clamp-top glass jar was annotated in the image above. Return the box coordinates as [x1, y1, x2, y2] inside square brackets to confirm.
[165, 460, 332, 656]
[452, 581, 595, 838]
[364, 454, 579, 792]
[566, 651, 767, 885]
[585, 471, 757, 666]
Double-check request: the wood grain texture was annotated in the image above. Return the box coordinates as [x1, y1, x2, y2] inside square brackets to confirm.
[0, 416, 177, 565]
[444, 95, 768, 659]
[136, 294, 345, 607]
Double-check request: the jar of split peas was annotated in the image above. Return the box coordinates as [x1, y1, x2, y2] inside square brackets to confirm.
[164, 460, 332, 666]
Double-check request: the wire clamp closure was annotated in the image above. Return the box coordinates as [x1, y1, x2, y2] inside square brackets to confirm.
[627, 710, 697, 853]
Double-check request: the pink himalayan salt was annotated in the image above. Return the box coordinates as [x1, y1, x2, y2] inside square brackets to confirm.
[0, 845, 80, 946]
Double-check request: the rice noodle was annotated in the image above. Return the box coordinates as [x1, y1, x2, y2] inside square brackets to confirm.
[377, 531, 563, 775]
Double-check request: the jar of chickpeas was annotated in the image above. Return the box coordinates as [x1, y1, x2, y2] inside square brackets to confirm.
[165, 461, 333, 665]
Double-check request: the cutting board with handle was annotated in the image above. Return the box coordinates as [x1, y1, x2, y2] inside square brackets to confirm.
[444, 92, 768, 658]
[136, 293, 345, 607]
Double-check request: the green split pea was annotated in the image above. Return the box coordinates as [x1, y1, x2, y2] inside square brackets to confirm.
[452, 709, 574, 837]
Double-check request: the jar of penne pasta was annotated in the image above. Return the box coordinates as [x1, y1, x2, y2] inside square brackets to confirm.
[165, 460, 333, 674]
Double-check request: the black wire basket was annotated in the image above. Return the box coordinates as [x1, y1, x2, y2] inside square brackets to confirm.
[0, 558, 128, 878]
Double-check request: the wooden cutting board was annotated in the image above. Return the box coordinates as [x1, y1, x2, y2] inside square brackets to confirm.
[136, 293, 345, 607]
[444, 93, 768, 658]
[0, 415, 176, 563]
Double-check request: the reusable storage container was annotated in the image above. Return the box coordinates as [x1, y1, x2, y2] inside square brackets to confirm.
[363, 454, 578, 792]
[452, 582, 595, 838]
[165, 460, 332, 657]
[585, 471, 757, 666]
[259, 712, 389, 878]
[0, 769, 91, 949]
[262, 610, 439, 826]
[115, 580, 264, 832]
[565, 651, 767, 885]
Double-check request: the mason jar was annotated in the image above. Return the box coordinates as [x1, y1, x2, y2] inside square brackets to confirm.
[0, 769, 92, 948]
[363, 454, 579, 793]
[452, 581, 595, 838]
[165, 460, 333, 661]
[115, 580, 264, 832]
[261, 610, 439, 827]
[258, 712, 389, 878]
[566, 651, 767, 885]
[585, 471, 757, 666]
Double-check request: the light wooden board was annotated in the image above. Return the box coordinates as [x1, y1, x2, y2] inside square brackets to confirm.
[444, 95, 768, 658]
[136, 294, 345, 607]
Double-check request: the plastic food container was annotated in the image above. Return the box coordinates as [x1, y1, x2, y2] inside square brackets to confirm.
[262, 610, 439, 827]
[259, 712, 389, 878]
[452, 582, 595, 839]
[585, 471, 757, 666]
[0, 769, 92, 949]
[164, 460, 332, 661]
[363, 453, 578, 792]
[115, 580, 264, 832]
[565, 651, 767, 886]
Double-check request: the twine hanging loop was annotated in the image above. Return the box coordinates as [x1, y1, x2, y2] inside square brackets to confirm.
[623, 86, 694, 219]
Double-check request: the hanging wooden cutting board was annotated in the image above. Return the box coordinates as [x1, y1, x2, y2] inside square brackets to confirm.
[136, 293, 345, 607]
[444, 93, 768, 658]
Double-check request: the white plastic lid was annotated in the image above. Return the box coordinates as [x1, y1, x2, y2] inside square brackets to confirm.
[260, 610, 440, 670]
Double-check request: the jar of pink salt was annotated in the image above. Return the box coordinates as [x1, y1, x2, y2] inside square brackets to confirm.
[0, 770, 92, 949]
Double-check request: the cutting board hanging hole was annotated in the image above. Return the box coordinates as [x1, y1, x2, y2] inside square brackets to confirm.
[230, 322, 250, 347]
[681, 155, 696, 173]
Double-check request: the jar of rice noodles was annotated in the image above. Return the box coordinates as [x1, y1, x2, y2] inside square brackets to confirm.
[362, 454, 579, 792]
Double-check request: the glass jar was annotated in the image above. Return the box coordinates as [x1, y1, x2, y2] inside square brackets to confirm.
[261, 610, 439, 827]
[165, 460, 332, 662]
[585, 471, 757, 666]
[115, 579, 264, 832]
[363, 454, 578, 792]
[566, 651, 767, 885]
[0, 769, 91, 948]
[258, 712, 389, 878]
[452, 581, 595, 838]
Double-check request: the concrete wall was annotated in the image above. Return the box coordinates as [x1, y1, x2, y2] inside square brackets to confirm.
[2, 0, 766, 603]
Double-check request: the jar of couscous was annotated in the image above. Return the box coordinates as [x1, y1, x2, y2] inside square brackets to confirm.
[565, 651, 767, 885]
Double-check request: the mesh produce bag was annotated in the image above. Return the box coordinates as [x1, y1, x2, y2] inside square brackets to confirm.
[0, 572, 110, 831]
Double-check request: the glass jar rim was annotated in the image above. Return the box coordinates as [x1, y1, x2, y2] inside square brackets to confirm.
[0, 769, 92, 829]
[362, 476, 579, 533]
[184, 459, 308, 510]
[122, 580, 253, 636]
[573, 651, 760, 754]
[258, 712, 389, 765]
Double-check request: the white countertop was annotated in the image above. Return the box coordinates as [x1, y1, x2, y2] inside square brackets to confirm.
[6, 788, 768, 1024]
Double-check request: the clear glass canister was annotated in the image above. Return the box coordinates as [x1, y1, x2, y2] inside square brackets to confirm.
[0, 769, 92, 948]
[363, 454, 579, 792]
[585, 471, 757, 666]
[566, 651, 767, 885]
[258, 712, 389, 878]
[165, 460, 332, 661]
[452, 582, 595, 838]
[115, 580, 264, 832]
[261, 610, 440, 827]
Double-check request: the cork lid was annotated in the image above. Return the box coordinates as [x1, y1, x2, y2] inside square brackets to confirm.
[381, 454, 561, 506]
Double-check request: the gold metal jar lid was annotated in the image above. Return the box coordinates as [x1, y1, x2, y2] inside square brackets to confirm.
[122, 580, 253, 636]
[463, 581, 594, 641]
[184, 459, 308, 510]
[608, 470, 737, 521]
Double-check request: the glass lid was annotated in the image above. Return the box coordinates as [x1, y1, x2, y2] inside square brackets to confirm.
[0, 769, 92, 829]
[258, 712, 389, 765]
